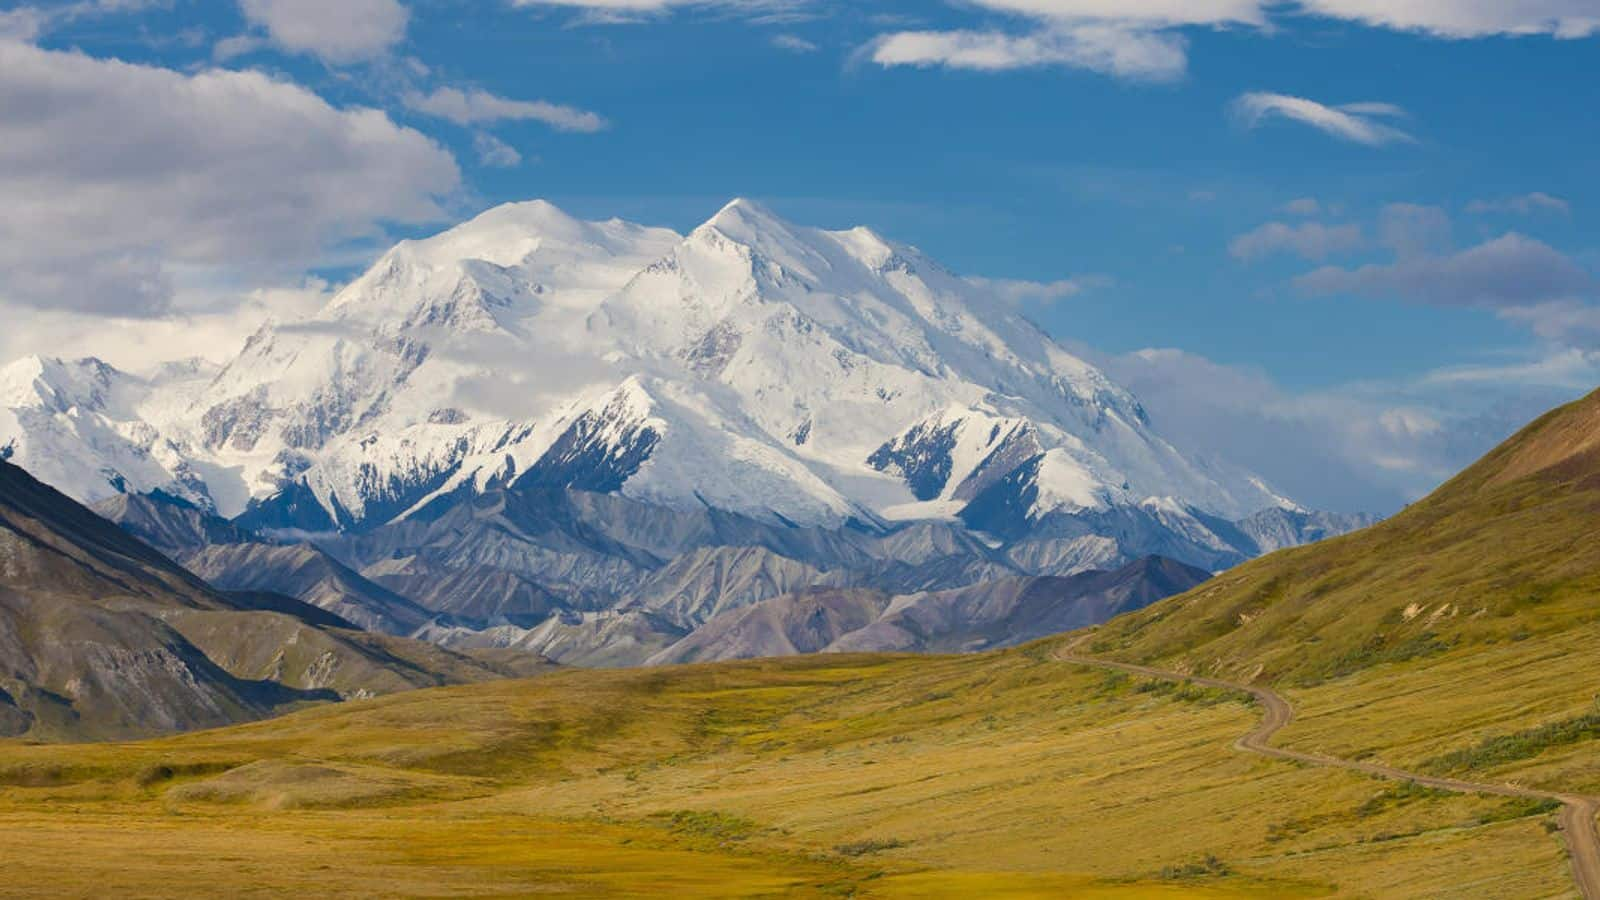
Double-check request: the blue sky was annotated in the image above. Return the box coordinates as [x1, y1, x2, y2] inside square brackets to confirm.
[1, 0, 1597, 512]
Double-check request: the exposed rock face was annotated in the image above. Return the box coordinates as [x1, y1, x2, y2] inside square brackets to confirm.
[646, 556, 1213, 666]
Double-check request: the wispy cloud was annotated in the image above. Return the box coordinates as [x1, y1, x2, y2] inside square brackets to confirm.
[1467, 192, 1572, 216]
[404, 87, 607, 132]
[1230, 92, 1415, 146]
[1096, 344, 1593, 512]
[1231, 221, 1364, 262]
[509, 0, 810, 25]
[1296, 233, 1593, 308]
[1298, 0, 1600, 39]
[473, 133, 524, 168]
[771, 33, 818, 53]
[869, 24, 1189, 81]
[1283, 197, 1321, 216]
[967, 275, 1105, 307]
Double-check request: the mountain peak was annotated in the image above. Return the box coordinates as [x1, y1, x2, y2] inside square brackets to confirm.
[698, 197, 794, 242]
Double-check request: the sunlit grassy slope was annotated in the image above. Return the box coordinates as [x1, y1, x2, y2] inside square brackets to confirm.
[0, 647, 1573, 898]
[1082, 387, 1600, 801]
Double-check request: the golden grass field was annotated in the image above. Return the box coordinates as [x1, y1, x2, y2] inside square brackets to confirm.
[0, 641, 1580, 898]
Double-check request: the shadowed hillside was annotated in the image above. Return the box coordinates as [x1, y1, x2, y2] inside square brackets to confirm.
[0, 461, 515, 740]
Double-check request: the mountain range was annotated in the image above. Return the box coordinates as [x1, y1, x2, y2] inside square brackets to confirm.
[4, 387, 1594, 895]
[1, 199, 1371, 669]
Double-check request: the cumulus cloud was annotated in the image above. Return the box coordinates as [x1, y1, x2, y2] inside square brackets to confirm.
[1231, 92, 1415, 146]
[1295, 233, 1594, 308]
[239, 0, 410, 63]
[404, 87, 607, 132]
[0, 41, 459, 315]
[1467, 192, 1572, 216]
[869, 24, 1189, 81]
[1230, 221, 1364, 261]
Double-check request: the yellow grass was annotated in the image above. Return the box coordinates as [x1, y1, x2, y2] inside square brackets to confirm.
[0, 647, 1573, 897]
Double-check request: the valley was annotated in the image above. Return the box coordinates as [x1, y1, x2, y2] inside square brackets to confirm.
[7, 378, 1600, 897]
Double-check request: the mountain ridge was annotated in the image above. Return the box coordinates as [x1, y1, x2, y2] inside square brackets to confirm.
[0, 198, 1359, 549]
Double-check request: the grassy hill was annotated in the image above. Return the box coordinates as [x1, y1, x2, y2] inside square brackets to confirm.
[1079, 388, 1600, 800]
[1088, 386, 1600, 686]
[6, 392, 1600, 895]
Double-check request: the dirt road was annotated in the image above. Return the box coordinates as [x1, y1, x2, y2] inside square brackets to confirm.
[1054, 645, 1600, 899]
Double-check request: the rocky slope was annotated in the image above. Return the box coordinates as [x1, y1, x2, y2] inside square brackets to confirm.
[0, 460, 509, 740]
[648, 556, 1211, 665]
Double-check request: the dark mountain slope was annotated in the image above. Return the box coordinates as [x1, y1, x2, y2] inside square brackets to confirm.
[94, 492, 431, 635]
[0, 460, 506, 740]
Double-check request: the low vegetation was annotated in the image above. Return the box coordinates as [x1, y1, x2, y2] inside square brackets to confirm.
[1425, 704, 1600, 775]
[0, 645, 1573, 897]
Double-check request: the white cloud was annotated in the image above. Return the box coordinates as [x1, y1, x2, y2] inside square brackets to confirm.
[0, 9, 47, 41]
[404, 87, 607, 132]
[0, 1, 169, 42]
[1297, 0, 1600, 39]
[863, 2, 1598, 87]
[1498, 302, 1600, 348]
[212, 34, 266, 60]
[1230, 221, 1364, 261]
[957, 0, 1267, 27]
[1231, 92, 1415, 146]
[0, 41, 459, 315]
[0, 278, 335, 374]
[869, 24, 1189, 81]
[967, 275, 1101, 306]
[1467, 192, 1572, 216]
[473, 132, 524, 168]
[509, 0, 808, 23]
[238, 0, 409, 63]
[1295, 233, 1594, 308]
[1096, 345, 1590, 512]
[771, 33, 818, 52]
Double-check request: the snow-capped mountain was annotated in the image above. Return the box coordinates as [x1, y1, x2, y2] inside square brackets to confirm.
[2, 198, 1340, 563]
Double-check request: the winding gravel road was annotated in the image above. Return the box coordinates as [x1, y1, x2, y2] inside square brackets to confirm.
[1055, 645, 1600, 899]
